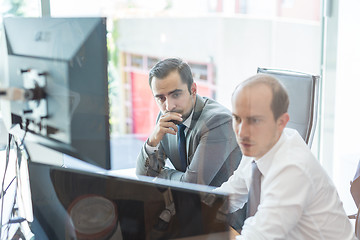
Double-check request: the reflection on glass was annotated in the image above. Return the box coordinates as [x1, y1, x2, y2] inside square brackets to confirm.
[28, 161, 229, 239]
[47, 0, 322, 171]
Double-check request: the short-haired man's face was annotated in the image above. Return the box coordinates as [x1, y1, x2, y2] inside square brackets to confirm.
[151, 70, 196, 121]
[231, 83, 288, 159]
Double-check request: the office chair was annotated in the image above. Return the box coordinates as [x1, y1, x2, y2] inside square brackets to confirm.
[350, 160, 360, 238]
[257, 68, 320, 147]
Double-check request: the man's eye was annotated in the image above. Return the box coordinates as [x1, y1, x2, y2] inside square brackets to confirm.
[172, 93, 180, 98]
[233, 116, 241, 123]
[157, 97, 165, 102]
[250, 118, 260, 124]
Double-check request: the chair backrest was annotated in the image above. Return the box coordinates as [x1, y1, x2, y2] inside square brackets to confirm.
[257, 68, 320, 146]
[351, 160, 360, 207]
[351, 160, 360, 238]
[355, 207, 360, 239]
[351, 177, 360, 211]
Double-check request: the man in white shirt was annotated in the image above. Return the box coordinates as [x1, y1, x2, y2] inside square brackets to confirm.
[216, 74, 355, 239]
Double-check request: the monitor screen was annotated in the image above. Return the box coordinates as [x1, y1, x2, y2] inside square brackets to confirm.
[28, 162, 230, 240]
[1, 17, 110, 169]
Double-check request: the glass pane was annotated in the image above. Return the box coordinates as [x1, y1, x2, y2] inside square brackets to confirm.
[331, 0, 360, 217]
[2, 0, 327, 239]
[48, 0, 322, 172]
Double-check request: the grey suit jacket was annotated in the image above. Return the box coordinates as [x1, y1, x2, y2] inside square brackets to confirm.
[136, 95, 241, 187]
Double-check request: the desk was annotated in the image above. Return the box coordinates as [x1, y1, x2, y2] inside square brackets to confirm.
[107, 167, 137, 178]
[29, 162, 231, 240]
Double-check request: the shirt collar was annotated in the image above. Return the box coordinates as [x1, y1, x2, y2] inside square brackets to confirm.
[182, 110, 193, 129]
[254, 130, 286, 177]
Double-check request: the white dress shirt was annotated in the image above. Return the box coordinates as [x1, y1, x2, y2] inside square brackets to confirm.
[216, 128, 355, 240]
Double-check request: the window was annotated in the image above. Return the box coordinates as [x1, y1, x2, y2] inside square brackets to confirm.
[322, 0, 360, 217]
[39, 0, 322, 173]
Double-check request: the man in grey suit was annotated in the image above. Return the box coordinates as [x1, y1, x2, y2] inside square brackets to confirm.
[136, 58, 245, 232]
[136, 58, 242, 187]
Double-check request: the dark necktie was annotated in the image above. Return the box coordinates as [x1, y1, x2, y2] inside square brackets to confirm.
[247, 161, 262, 218]
[177, 124, 187, 172]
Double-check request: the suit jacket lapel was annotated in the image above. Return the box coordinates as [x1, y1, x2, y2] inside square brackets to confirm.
[190, 95, 206, 130]
[187, 95, 207, 158]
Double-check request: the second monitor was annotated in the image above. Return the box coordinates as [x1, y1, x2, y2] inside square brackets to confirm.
[1, 17, 110, 169]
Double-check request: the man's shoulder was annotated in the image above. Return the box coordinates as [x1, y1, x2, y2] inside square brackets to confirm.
[190, 96, 233, 133]
[201, 97, 232, 117]
[272, 128, 320, 173]
[195, 97, 232, 127]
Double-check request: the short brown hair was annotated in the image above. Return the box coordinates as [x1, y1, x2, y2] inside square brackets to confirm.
[148, 58, 193, 93]
[233, 74, 289, 120]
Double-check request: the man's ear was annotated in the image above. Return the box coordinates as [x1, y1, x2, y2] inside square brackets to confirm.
[277, 112, 290, 130]
[191, 83, 197, 95]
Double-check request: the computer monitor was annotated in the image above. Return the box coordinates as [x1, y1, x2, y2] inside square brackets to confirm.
[28, 161, 230, 240]
[0, 17, 110, 169]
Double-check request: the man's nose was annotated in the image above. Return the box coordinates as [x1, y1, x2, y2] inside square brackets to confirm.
[237, 122, 248, 139]
[165, 98, 176, 111]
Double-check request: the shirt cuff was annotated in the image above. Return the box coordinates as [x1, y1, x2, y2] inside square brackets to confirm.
[145, 140, 160, 154]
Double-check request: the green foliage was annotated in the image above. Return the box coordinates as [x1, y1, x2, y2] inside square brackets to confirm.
[107, 19, 121, 134]
[2, 0, 26, 17]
